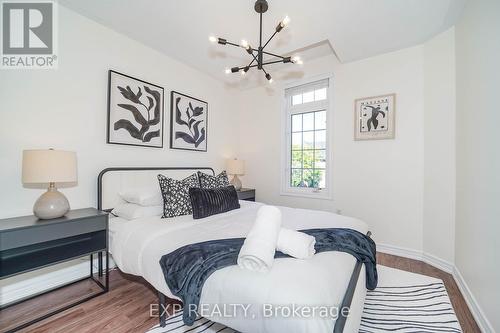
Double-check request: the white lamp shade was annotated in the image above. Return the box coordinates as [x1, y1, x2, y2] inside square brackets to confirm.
[22, 150, 77, 184]
[226, 159, 245, 175]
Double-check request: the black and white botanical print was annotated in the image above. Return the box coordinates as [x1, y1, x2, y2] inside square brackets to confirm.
[107, 71, 164, 148]
[354, 94, 396, 140]
[170, 91, 207, 151]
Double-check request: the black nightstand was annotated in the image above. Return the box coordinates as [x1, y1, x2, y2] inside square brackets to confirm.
[0, 208, 109, 332]
[237, 188, 256, 201]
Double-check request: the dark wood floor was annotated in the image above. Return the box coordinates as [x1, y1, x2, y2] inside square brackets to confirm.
[0, 253, 480, 333]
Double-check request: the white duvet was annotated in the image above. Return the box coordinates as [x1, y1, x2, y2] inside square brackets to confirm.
[110, 201, 369, 333]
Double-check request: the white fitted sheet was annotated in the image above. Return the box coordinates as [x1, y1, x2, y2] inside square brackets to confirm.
[110, 201, 369, 332]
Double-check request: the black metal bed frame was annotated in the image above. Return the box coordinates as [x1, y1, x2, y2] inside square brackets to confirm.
[97, 166, 368, 333]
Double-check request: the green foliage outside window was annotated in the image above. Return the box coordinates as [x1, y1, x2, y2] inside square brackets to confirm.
[291, 150, 324, 188]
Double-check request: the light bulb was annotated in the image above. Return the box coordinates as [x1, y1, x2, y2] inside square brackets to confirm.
[240, 39, 250, 49]
[209, 36, 217, 43]
[241, 70, 246, 76]
[281, 16, 291, 27]
[225, 68, 231, 74]
[269, 78, 273, 84]
[292, 56, 303, 65]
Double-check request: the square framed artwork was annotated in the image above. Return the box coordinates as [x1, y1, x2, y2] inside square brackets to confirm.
[354, 93, 396, 140]
[107, 70, 164, 148]
[170, 91, 208, 152]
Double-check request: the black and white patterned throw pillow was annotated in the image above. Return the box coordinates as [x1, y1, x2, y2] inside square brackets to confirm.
[158, 173, 200, 218]
[198, 170, 230, 189]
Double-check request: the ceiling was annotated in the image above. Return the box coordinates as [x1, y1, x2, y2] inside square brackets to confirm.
[59, 0, 465, 88]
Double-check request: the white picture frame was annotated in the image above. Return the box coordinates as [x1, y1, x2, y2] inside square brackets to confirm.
[354, 93, 396, 140]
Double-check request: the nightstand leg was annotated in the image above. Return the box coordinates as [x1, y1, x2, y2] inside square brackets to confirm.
[90, 253, 94, 277]
[98, 252, 103, 276]
[105, 250, 109, 291]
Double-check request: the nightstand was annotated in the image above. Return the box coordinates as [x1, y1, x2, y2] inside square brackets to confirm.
[0, 208, 109, 332]
[237, 188, 256, 201]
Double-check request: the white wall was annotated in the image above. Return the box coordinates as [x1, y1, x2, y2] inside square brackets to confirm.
[0, 5, 238, 304]
[0, 5, 239, 219]
[237, 47, 426, 251]
[1, 3, 495, 328]
[423, 28, 456, 264]
[455, 0, 500, 331]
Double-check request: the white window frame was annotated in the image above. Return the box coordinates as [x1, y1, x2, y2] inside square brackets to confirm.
[280, 73, 334, 199]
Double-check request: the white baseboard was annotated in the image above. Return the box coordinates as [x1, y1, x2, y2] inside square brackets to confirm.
[378, 243, 494, 332]
[377, 243, 454, 273]
[453, 267, 495, 333]
[377, 243, 424, 261]
[422, 252, 455, 274]
[0, 256, 116, 306]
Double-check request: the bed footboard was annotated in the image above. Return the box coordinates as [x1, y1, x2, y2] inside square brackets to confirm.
[333, 230, 372, 333]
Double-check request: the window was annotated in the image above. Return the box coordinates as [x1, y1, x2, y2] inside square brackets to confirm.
[282, 77, 331, 198]
[291, 87, 327, 106]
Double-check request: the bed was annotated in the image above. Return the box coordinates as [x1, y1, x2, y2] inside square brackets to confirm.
[98, 167, 371, 333]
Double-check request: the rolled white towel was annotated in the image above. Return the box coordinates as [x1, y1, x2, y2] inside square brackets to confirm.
[277, 228, 316, 259]
[237, 205, 282, 273]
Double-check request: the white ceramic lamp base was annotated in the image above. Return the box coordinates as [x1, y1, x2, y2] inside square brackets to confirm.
[33, 183, 70, 219]
[230, 175, 242, 191]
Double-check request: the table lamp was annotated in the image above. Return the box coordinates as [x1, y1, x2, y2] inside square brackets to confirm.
[226, 158, 245, 191]
[22, 149, 77, 219]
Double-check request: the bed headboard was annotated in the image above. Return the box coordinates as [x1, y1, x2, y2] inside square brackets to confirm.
[97, 167, 215, 211]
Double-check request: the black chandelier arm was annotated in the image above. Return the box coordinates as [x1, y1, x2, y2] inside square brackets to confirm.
[261, 58, 286, 66]
[230, 56, 293, 74]
[262, 30, 278, 49]
[247, 58, 256, 68]
[223, 40, 241, 48]
[261, 50, 285, 59]
[261, 66, 269, 75]
[220, 39, 259, 54]
[234, 63, 260, 72]
[249, 51, 260, 65]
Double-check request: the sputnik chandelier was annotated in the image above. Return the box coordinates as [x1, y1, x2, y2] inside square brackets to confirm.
[209, 0, 303, 83]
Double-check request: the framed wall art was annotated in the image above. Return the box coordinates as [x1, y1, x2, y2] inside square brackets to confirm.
[170, 91, 208, 152]
[354, 93, 396, 140]
[107, 70, 164, 148]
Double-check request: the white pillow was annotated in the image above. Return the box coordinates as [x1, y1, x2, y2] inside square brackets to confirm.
[119, 188, 163, 206]
[111, 203, 163, 220]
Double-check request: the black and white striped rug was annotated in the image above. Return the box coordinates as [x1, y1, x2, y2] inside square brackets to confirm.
[146, 266, 461, 333]
[359, 266, 461, 332]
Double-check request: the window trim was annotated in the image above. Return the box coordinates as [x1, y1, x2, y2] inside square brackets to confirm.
[280, 73, 334, 200]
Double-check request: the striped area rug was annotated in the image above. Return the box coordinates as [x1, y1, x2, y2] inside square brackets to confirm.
[359, 266, 462, 332]
[147, 313, 237, 333]
[146, 266, 461, 333]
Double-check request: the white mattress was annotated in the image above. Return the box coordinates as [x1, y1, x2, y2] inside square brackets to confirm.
[109, 201, 368, 333]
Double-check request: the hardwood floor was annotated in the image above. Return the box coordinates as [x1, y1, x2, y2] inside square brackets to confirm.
[0, 253, 480, 333]
[377, 253, 481, 332]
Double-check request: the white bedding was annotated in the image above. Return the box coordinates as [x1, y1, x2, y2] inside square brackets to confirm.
[110, 201, 368, 333]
